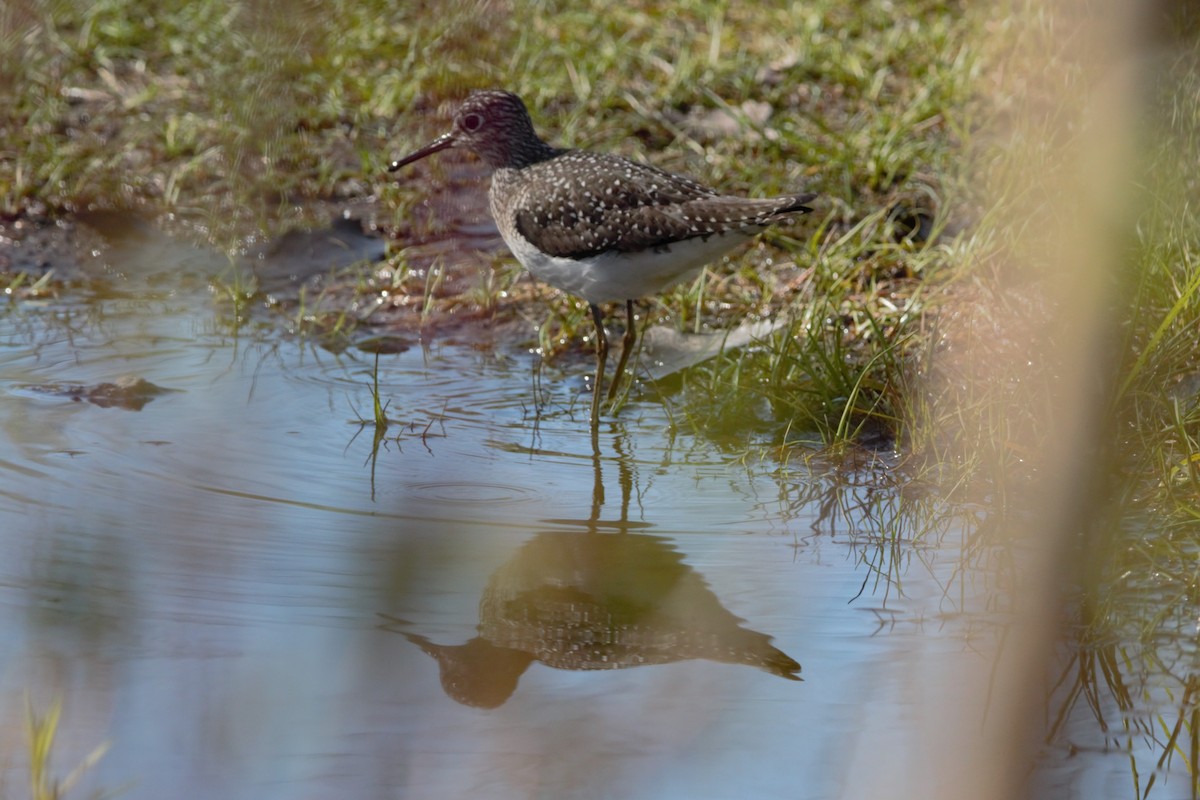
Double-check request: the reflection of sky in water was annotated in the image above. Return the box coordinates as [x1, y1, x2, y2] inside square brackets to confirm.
[0, 294, 877, 798]
[0, 264, 1148, 799]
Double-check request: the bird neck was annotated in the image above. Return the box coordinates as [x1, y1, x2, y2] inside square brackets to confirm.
[488, 137, 561, 170]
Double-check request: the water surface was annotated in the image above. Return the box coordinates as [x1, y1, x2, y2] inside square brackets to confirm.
[0, 219, 1173, 798]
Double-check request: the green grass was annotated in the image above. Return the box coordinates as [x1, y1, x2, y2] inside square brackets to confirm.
[916, 13, 1200, 793]
[21, 696, 110, 800]
[1, 0, 968, 241]
[1046, 46, 1200, 791]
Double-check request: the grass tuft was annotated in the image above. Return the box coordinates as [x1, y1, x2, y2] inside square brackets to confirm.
[24, 696, 110, 800]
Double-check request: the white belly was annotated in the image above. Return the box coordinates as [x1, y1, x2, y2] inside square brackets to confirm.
[503, 228, 756, 305]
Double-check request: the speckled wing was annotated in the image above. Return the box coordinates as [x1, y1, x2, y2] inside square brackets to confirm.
[510, 150, 814, 260]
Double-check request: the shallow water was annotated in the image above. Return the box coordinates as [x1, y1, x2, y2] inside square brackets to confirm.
[0, 221, 1183, 798]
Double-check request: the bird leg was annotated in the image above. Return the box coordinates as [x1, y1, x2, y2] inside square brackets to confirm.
[607, 299, 637, 403]
[589, 303, 608, 425]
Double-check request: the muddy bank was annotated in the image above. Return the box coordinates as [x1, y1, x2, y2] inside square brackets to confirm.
[0, 197, 539, 350]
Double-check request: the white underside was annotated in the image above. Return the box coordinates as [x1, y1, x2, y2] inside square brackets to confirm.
[504, 229, 757, 305]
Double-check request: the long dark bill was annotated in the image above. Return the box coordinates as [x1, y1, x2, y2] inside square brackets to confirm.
[388, 132, 456, 172]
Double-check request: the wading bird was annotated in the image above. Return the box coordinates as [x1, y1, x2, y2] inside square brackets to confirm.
[389, 90, 815, 426]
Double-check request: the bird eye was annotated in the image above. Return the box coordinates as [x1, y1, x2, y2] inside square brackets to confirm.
[461, 112, 484, 132]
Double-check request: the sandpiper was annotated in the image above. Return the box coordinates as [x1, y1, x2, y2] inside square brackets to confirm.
[389, 90, 815, 425]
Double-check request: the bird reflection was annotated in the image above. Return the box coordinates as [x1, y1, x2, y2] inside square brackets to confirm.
[392, 531, 800, 708]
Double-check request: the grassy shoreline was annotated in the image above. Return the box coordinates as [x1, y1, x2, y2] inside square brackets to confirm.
[2, 4, 1194, 461]
[2, 0, 975, 438]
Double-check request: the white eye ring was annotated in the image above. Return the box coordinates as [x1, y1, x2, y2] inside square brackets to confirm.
[462, 113, 484, 132]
